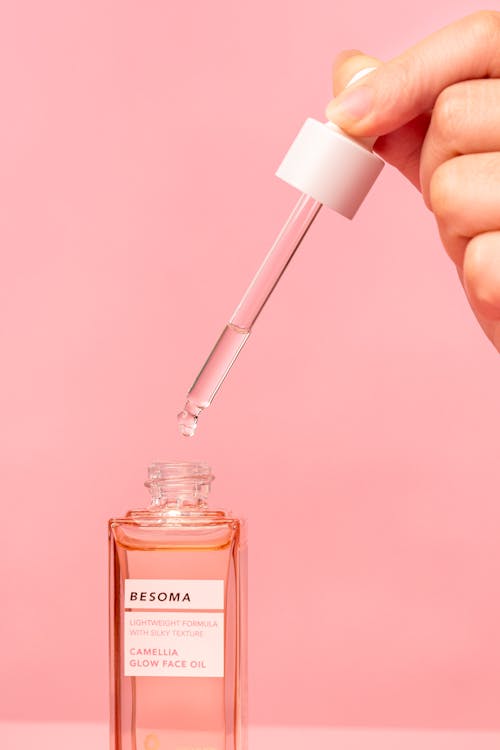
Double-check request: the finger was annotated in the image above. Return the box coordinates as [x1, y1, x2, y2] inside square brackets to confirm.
[463, 232, 500, 327]
[332, 51, 381, 96]
[374, 113, 431, 188]
[327, 10, 500, 136]
[328, 51, 430, 187]
[430, 153, 500, 266]
[481, 319, 500, 351]
[457, 264, 500, 352]
[420, 79, 500, 207]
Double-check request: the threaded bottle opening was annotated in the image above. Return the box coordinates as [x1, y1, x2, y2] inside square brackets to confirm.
[145, 462, 213, 506]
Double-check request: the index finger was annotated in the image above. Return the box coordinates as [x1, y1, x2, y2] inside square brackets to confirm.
[327, 10, 500, 136]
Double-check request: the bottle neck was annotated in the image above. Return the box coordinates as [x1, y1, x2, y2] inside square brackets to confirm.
[145, 462, 213, 509]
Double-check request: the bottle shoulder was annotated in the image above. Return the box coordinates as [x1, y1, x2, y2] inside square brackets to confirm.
[109, 505, 243, 528]
[109, 505, 245, 551]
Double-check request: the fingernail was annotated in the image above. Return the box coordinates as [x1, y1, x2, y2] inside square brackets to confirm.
[326, 85, 374, 124]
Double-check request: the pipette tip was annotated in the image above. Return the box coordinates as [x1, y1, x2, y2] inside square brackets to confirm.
[177, 400, 202, 438]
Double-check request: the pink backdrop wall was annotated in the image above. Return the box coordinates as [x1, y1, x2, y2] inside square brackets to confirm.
[1, 0, 499, 731]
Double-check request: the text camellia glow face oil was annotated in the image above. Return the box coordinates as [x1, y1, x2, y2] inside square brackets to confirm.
[109, 462, 247, 750]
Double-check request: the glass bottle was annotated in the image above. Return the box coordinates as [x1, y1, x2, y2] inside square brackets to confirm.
[109, 462, 247, 750]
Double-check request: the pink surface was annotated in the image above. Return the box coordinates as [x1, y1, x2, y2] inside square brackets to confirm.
[1, 0, 499, 732]
[2, 724, 500, 750]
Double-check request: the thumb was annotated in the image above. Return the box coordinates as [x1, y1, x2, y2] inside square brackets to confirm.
[327, 51, 431, 188]
[326, 10, 500, 137]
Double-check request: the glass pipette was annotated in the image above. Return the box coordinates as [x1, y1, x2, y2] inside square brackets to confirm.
[177, 192, 321, 436]
[177, 102, 384, 436]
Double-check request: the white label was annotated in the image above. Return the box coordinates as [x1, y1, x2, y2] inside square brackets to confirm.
[124, 578, 224, 610]
[123, 579, 224, 678]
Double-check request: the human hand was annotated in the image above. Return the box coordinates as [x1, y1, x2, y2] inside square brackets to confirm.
[326, 11, 500, 352]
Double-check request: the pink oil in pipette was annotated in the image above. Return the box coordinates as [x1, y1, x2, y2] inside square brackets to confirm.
[177, 193, 321, 436]
[178, 324, 250, 437]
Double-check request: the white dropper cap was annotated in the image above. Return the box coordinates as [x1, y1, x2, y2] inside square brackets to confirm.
[275, 68, 383, 219]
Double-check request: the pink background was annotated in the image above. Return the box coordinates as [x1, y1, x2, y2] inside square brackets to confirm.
[1, 0, 499, 731]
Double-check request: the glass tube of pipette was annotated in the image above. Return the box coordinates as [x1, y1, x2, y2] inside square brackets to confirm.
[177, 192, 321, 436]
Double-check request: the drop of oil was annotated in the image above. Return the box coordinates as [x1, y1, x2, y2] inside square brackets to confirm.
[177, 401, 201, 438]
